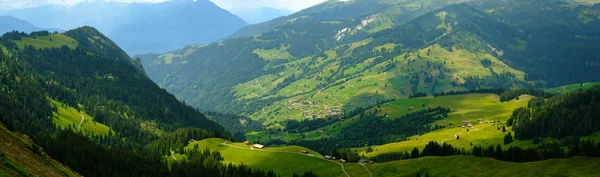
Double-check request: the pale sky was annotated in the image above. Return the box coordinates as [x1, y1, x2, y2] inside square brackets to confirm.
[0, 0, 329, 12]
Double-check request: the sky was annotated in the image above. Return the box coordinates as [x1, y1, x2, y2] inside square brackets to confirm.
[0, 0, 329, 12]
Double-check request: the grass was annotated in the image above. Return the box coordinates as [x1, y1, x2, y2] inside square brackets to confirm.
[367, 156, 600, 177]
[253, 44, 294, 61]
[362, 94, 533, 157]
[179, 138, 368, 177]
[14, 34, 78, 50]
[246, 43, 527, 125]
[50, 99, 111, 136]
[545, 82, 600, 94]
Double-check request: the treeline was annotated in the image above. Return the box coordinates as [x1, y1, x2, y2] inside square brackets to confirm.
[371, 141, 465, 163]
[499, 88, 554, 102]
[337, 107, 450, 146]
[36, 130, 305, 177]
[509, 86, 600, 139]
[473, 140, 600, 162]
[142, 128, 227, 158]
[204, 112, 264, 134]
[371, 140, 600, 163]
[291, 107, 450, 156]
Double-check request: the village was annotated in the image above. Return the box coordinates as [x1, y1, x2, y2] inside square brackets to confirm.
[283, 98, 344, 119]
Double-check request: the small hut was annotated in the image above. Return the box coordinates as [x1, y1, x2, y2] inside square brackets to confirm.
[301, 150, 308, 154]
[244, 141, 251, 145]
[253, 144, 264, 149]
[340, 159, 346, 163]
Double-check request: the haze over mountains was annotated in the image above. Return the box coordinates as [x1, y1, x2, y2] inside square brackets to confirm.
[1, 0, 248, 55]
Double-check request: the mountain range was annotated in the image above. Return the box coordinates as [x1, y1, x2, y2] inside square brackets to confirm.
[141, 0, 600, 126]
[2, 0, 248, 55]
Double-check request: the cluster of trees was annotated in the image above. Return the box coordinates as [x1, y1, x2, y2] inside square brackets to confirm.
[371, 141, 465, 163]
[336, 107, 450, 146]
[509, 86, 600, 139]
[372, 140, 600, 164]
[499, 88, 554, 102]
[473, 140, 600, 162]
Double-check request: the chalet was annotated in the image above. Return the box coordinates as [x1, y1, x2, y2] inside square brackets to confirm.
[301, 150, 308, 154]
[332, 157, 337, 160]
[244, 141, 251, 145]
[340, 159, 346, 163]
[409, 107, 414, 111]
[467, 123, 473, 127]
[462, 120, 469, 125]
[324, 155, 332, 159]
[253, 144, 265, 149]
[359, 159, 369, 164]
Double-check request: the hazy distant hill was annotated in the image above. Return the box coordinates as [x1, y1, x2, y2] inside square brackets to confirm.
[0, 16, 62, 34]
[2, 0, 247, 55]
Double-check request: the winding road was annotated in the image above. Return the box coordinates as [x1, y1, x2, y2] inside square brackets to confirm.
[221, 141, 355, 177]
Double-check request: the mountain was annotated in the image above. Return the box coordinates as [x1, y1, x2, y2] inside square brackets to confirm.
[0, 26, 224, 147]
[0, 15, 62, 34]
[2, 0, 248, 55]
[141, 0, 600, 127]
[232, 6, 294, 24]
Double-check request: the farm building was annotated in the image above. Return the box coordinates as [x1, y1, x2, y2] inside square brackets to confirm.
[467, 123, 473, 127]
[462, 120, 469, 125]
[244, 141, 250, 145]
[301, 150, 308, 154]
[324, 155, 332, 159]
[253, 144, 264, 149]
[340, 159, 346, 163]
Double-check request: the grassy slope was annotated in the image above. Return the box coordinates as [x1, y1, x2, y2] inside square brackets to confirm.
[363, 94, 533, 157]
[247, 93, 532, 150]
[368, 156, 600, 177]
[50, 99, 111, 136]
[545, 82, 600, 94]
[179, 138, 369, 177]
[245, 43, 526, 125]
[13, 34, 79, 50]
[0, 125, 79, 177]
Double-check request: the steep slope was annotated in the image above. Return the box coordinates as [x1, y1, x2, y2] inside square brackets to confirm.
[0, 124, 80, 177]
[0, 27, 223, 149]
[2, 0, 247, 55]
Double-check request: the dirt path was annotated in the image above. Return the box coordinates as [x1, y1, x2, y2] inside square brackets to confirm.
[77, 112, 84, 131]
[361, 164, 373, 177]
[221, 141, 351, 177]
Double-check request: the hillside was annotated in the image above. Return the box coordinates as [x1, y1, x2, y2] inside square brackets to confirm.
[2, 0, 247, 54]
[0, 123, 79, 177]
[142, 2, 535, 126]
[0, 27, 224, 150]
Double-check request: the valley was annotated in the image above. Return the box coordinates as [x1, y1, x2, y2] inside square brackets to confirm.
[0, 0, 600, 177]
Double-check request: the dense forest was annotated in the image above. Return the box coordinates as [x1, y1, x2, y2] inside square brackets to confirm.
[509, 86, 600, 140]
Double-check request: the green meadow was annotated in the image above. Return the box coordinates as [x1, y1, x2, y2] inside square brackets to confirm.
[545, 82, 600, 94]
[178, 138, 371, 177]
[14, 34, 79, 50]
[50, 99, 110, 136]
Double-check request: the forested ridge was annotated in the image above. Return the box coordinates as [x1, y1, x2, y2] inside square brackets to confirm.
[0, 28, 317, 177]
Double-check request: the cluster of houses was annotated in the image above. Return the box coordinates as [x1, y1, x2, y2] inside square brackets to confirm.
[461, 120, 473, 128]
[283, 98, 343, 119]
[323, 155, 346, 163]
